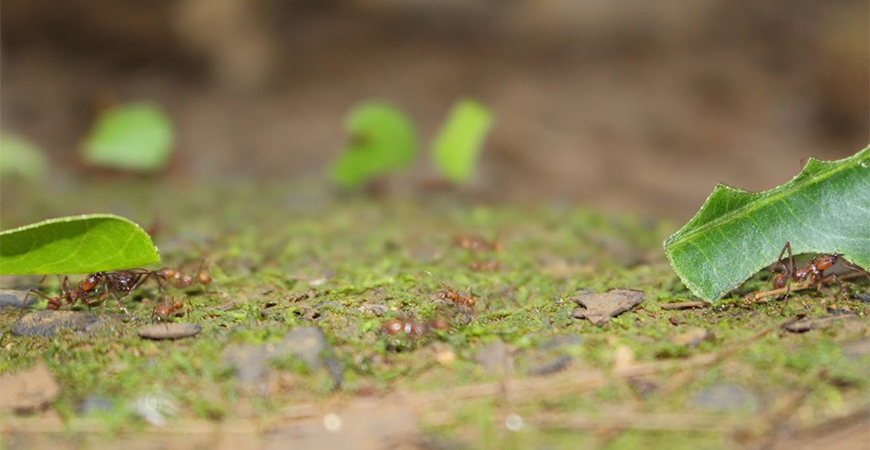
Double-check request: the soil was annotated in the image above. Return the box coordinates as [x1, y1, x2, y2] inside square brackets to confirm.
[1, 2, 869, 449]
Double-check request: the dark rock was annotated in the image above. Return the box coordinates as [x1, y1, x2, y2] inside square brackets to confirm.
[138, 323, 202, 340]
[690, 383, 759, 413]
[522, 335, 582, 377]
[77, 396, 114, 415]
[0, 289, 36, 309]
[538, 334, 583, 350]
[11, 310, 118, 337]
[223, 344, 270, 389]
[571, 289, 644, 325]
[783, 314, 860, 333]
[473, 339, 513, 375]
[672, 328, 713, 347]
[842, 338, 870, 360]
[854, 293, 870, 304]
[277, 326, 332, 371]
[0, 361, 61, 413]
[222, 326, 343, 391]
[527, 355, 572, 376]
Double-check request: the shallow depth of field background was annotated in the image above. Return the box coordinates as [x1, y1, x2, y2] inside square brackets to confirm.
[1, 0, 868, 218]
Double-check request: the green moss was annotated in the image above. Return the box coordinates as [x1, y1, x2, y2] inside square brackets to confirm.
[0, 180, 867, 448]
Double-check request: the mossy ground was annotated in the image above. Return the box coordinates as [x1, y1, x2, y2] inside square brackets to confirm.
[1, 180, 868, 449]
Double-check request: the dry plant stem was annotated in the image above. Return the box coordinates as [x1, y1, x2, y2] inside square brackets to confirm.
[749, 370, 822, 447]
[657, 318, 796, 396]
[661, 301, 708, 310]
[531, 411, 732, 433]
[751, 271, 868, 302]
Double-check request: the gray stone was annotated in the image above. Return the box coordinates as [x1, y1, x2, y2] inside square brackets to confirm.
[138, 323, 202, 340]
[473, 339, 513, 375]
[77, 396, 114, 415]
[223, 344, 270, 388]
[222, 326, 343, 391]
[11, 310, 118, 337]
[571, 289, 644, 325]
[690, 383, 760, 413]
[0, 289, 36, 309]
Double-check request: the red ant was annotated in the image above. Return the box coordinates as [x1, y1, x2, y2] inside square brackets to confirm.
[24, 269, 151, 313]
[771, 242, 842, 313]
[382, 317, 448, 337]
[150, 260, 213, 292]
[424, 272, 484, 310]
[436, 283, 479, 308]
[150, 295, 188, 322]
[469, 260, 500, 272]
[453, 234, 502, 252]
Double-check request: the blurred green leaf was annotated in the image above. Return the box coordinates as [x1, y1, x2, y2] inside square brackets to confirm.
[431, 99, 493, 184]
[82, 103, 175, 172]
[0, 133, 47, 183]
[664, 145, 870, 302]
[0, 214, 160, 275]
[330, 101, 418, 189]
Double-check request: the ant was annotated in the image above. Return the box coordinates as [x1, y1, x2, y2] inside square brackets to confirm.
[24, 269, 150, 313]
[150, 260, 213, 292]
[436, 283, 479, 308]
[424, 272, 484, 311]
[453, 234, 502, 252]
[770, 242, 842, 313]
[469, 260, 500, 272]
[382, 317, 449, 337]
[150, 295, 188, 322]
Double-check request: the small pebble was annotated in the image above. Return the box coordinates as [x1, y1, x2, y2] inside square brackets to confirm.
[12, 310, 118, 337]
[138, 323, 201, 340]
[0, 290, 36, 309]
[672, 328, 713, 347]
[474, 339, 513, 375]
[690, 383, 759, 413]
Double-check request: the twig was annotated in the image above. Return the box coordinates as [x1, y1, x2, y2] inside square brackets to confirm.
[750, 271, 868, 302]
[661, 301, 708, 310]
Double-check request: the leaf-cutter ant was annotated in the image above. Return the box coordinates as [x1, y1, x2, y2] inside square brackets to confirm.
[769, 242, 842, 313]
[150, 260, 213, 291]
[436, 283, 479, 308]
[382, 317, 449, 337]
[453, 234, 502, 252]
[24, 269, 150, 313]
[150, 295, 188, 322]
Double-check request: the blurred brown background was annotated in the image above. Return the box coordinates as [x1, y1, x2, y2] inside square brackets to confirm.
[1, 0, 867, 219]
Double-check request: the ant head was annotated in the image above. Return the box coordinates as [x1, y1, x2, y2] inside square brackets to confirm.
[81, 272, 105, 291]
[816, 254, 839, 270]
[197, 271, 213, 285]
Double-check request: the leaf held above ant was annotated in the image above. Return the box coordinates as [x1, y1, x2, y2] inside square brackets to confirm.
[0, 214, 160, 275]
[664, 145, 870, 302]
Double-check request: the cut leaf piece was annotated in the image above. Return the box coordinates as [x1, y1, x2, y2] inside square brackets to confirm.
[0, 214, 160, 275]
[81, 102, 175, 172]
[664, 146, 870, 302]
[0, 133, 47, 183]
[431, 99, 493, 184]
[330, 101, 418, 189]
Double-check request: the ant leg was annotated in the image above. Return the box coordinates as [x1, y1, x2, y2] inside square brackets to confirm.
[111, 292, 130, 315]
[779, 242, 795, 315]
[20, 289, 54, 315]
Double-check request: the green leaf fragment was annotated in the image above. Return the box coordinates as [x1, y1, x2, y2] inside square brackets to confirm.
[330, 101, 418, 189]
[0, 214, 160, 275]
[82, 103, 175, 172]
[664, 146, 870, 302]
[431, 99, 493, 184]
[0, 133, 47, 183]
